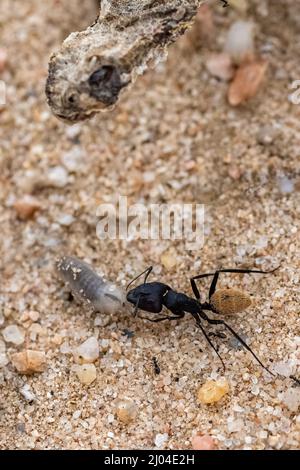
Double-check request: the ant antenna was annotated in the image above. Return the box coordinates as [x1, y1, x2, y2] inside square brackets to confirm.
[126, 266, 153, 291]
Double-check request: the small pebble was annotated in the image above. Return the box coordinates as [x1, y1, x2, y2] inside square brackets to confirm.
[227, 418, 244, 433]
[47, 166, 69, 188]
[72, 410, 81, 420]
[115, 399, 137, 424]
[20, 385, 36, 402]
[0, 339, 8, 367]
[14, 195, 41, 220]
[73, 337, 100, 364]
[228, 165, 242, 180]
[228, 60, 268, 106]
[191, 435, 216, 450]
[277, 176, 294, 195]
[154, 433, 168, 448]
[2, 325, 25, 345]
[28, 311, 40, 322]
[206, 53, 234, 81]
[57, 214, 75, 226]
[11, 350, 46, 374]
[75, 364, 97, 385]
[272, 360, 295, 377]
[161, 248, 177, 270]
[65, 124, 82, 141]
[0, 48, 7, 72]
[229, 0, 248, 13]
[280, 388, 300, 412]
[257, 125, 280, 146]
[224, 21, 255, 64]
[61, 147, 84, 171]
[268, 435, 280, 447]
[197, 378, 230, 404]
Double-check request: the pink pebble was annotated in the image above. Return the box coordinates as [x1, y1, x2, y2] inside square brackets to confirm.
[191, 435, 216, 450]
[206, 53, 234, 81]
[0, 48, 7, 73]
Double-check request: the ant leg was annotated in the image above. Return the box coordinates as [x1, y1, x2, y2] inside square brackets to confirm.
[192, 267, 280, 299]
[126, 266, 153, 291]
[190, 271, 220, 299]
[198, 310, 274, 376]
[190, 278, 201, 300]
[139, 312, 185, 323]
[132, 294, 141, 317]
[209, 331, 227, 340]
[290, 375, 300, 386]
[190, 312, 226, 371]
[208, 271, 219, 298]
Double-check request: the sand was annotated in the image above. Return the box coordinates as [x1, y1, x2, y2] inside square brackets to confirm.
[0, 0, 299, 450]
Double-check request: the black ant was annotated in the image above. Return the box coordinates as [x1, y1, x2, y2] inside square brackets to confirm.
[126, 266, 280, 374]
[152, 356, 161, 375]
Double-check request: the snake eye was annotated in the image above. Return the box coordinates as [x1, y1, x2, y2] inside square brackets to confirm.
[89, 66, 114, 86]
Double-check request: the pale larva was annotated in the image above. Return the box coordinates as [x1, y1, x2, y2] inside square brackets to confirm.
[57, 256, 125, 315]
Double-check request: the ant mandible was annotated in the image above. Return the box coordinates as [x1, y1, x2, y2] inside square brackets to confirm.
[126, 266, 279, 374]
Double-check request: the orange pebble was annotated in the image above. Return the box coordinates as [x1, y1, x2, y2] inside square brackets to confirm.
[191, 435, 216, 450]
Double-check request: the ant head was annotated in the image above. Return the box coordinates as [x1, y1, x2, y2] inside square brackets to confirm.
[126, 284, 147, 306]
[127, 282, 166, 314]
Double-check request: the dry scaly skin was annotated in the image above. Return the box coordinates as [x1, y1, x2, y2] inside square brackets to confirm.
[46, 0, 204, 122]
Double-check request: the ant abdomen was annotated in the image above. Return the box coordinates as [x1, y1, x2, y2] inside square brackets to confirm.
[57, 256, 125, 315]
[210, 289, 252, 315]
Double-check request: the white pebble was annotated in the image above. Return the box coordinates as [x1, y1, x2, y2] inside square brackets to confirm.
[20, 385, 36, 402]
[72, 410, 81, 420]
[0, 339, 8, 367]
[2, 325, 25, 345]
[65, 124, 82, 140]
[73, 336, 100, 364]
[272, 360, 296, 377]
[258, 430, 268, 439]
[57, 214, 75, 226]
[224, 21, 255, 64]
[277, 176, 294, 194]
[154, 433, 168, 448]
[60, 342, 72, 354]
[61, 147, 85, 172]
[47, 166, 69, 188]
[0, 339, 6, 354]
[251, 385, 260, 396]
[280, 388, 300, 412]
[227, 418, 244, 433]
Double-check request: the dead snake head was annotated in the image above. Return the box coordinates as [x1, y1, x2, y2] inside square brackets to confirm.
[45, 30, 130, 123]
